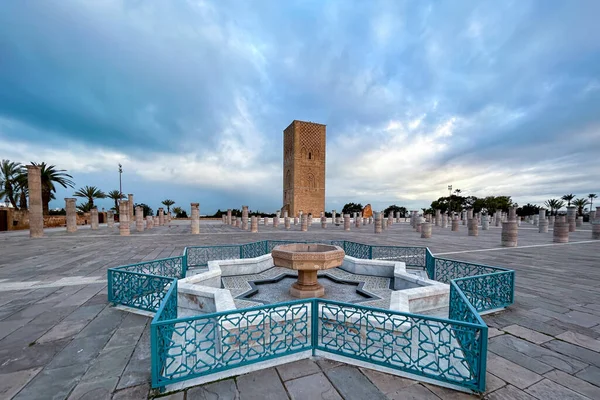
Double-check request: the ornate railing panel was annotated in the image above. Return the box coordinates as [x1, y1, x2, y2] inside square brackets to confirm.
[315, 299, 486, 392]
[453, 272, 514, 313]
[108, 269, 174, 312]
[115, 256, 185, 278]
[151, 299, 312, 388]
[185, 246, 241, 267]
[371, 246, 426, 267]
[433, 258, 509, 284]
[343, 241, 371, 259]
[240, 241, 267, 259]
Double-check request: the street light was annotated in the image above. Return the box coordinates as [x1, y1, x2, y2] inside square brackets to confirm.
[448, 185, 453, 216]
[118, 163, 123, 203]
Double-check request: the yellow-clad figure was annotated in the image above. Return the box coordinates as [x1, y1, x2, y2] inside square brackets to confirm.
[363, 204, 373, 218]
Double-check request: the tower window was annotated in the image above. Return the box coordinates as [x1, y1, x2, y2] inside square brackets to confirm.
[308, 152, 312, 160]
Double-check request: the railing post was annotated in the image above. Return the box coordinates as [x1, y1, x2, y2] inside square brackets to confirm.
[182, 251, 188, 278]
[311, 299, 318, 356]
[369, 244, 373, 260]
[107, 269, 113, 303]
[150, 322, 161, 391]
[478, 325, 488, 392]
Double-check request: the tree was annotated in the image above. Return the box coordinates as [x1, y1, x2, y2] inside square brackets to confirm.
[161, 199, 175, 213]
[588, 193, 597, 211]
[76, 201, 93, 213]
[31, 162, 75, 215]
[172, 206, 183, 217]
[342, 202, 363, 215]
[107, 190, 124, 211]
[544, 199, 564, 216]
[74, 185, 106, 209]
[572, 198, 589, 216]
[384, 205, 407, 218]
[0, 159, 22, 209]
[561, 194, 575, 207]
[134, 203, 153, 217]
[517, 203, 540, 216]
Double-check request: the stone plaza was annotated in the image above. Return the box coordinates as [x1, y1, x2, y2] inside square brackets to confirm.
[1, 217, 599, 400]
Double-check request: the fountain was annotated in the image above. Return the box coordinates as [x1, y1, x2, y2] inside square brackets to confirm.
[271, 243, 345, 298]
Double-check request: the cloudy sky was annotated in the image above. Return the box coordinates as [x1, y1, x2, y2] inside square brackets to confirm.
[1, 0, 599, 214]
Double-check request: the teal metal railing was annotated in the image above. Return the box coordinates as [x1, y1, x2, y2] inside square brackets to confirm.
[107, 240, 514, 393]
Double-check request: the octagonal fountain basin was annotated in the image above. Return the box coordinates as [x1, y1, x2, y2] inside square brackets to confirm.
[271, 243, 345, 298]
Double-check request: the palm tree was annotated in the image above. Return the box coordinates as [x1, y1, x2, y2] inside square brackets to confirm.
[544, 199, 564, 216]
[172, 206, 183, 218]
[31, 162, 75, 215]
[588, 194, 597, 211]
[161, 199, 175, 213]
[76, 201, 93, 213]
[107, 190, 124, 211]
[0, 159, 22, 209]
[572, 198, 589, 216]
[561, 194, 576, 207]
[74, 186, 106, 209]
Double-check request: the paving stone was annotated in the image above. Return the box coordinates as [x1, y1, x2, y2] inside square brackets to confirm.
[47, 333, 112, 368]
[424, 383, 477, 399]
[485, 384, 538, 400]
[285, 372, 342, 400]
[104, 324, 146, 349]
[503, 324, 553, 344]
[82, 345, 136, 380]
[532, 308, 600, 328]
[557, 331, 600, 352]
[544, 370, 600, 399]
[158, 391, 185, 400]
[67, 376, 118, 400]
[112, 383, 150, 400]
[543, 339, 600, 367]
[359, 368, 416, 393]
[236, 368, 288, 400]
[187, 378, 239, 399]
[13, 365, 85, 400]
[490, 335, 588, 373]
[0, 318, 32, 341]
[0, 338, 70, 373]
[484, 373, 507, 394]
[276, 359, 321, 381]
[0, 368, 42, 399]
[315, 357, 343, 371]
[115, 328, 151, 390]
[487, 327, 504, 338]
[75, 307, 127, 338]
[385, 383, 439, 400]
[485, 354, 543, 389]
[324, 365, 387, 400]
[525, 378, 588, 400]
[575, 365, 600, 386]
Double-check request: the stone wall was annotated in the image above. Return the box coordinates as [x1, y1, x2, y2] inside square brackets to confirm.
[0, 208, 100, 230]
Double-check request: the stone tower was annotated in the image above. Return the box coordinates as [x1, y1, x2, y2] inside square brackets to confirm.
[283, 120, 326, 216]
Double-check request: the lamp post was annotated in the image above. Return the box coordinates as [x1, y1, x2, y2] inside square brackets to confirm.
[448, 185, 453, 217]
[118, 164, 123, 204]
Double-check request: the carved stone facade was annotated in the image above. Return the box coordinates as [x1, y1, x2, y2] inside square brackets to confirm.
[282, 120, 326, 216]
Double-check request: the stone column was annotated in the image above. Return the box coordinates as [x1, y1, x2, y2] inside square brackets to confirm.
[387, 213, 393, 227]
[416, 216, 424, 233]
[227, 209, 232, 225]
[421, 222, 432, 238]
[355, 213, 360, 228]
[576, 216, 583, 227]
[263, 216, 268, 226]
[435, 209, 441, 227]
[26, 165, 43, 238]
[501, 209, 518, 247]
[88, 207, 97, 230]
[468, 217, 478, 236]
[154, 215, 159, 227]
[548, 215, 555, 226]
[107, 210, 114, 228]
[135, 206, 144, 232]
[191, 203, 200, 234]
[251, 216, 258, 233]
[451, 216, 459, 232]
[374, 212, 382, 234]
[482, 214, 490, 230]
[553, 216, 569, 243]
[590, 210, 596, 221]
[146, 215, 153, 229]
[65, 198, 77, 233]
[158, 208, 165, 226]
[461, 211, 467, 226]
[591, 219, 600, 240]
[344, 214, 350, 231]
[119, 200, 130, 236]
[321, 212, 327, 229]
[167, 212, 172, 224]
[285, 214, 291, 229]
[538, 209, 548, 233]
[363, 215, 367, 226]
[566, 206, 577, 232]
[495, 210, 501, 226]
[222, 215, 226, 224]
[301, 214, 308, 231]
[128, 194, 134, 222]
[308, 214, 313, 226]
[274, 213, 279, 228]
[533, 214, 539, 226]
[242, 206, 249, 230]
[441, 213, 448, 228]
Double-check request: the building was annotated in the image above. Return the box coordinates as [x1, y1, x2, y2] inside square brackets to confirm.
[282, 120, 326, 216]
